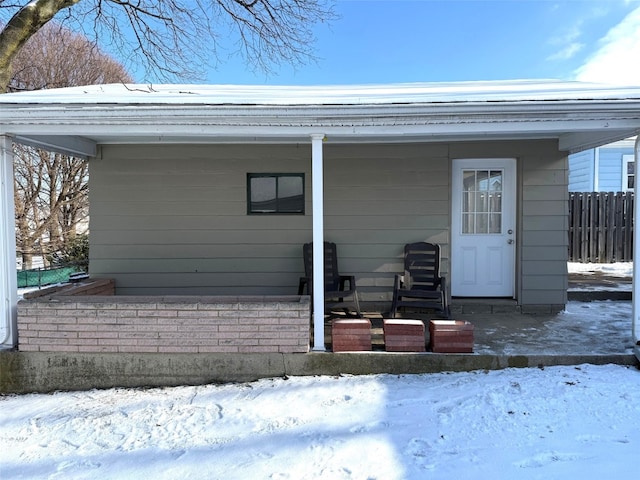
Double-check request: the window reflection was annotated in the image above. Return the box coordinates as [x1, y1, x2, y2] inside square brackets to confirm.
[461, 169, 503, 234]
[248, 174, 304, 214]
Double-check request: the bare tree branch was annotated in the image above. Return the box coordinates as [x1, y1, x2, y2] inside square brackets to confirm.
[9, 23, 132, 268]
[0, 0, 337, 90]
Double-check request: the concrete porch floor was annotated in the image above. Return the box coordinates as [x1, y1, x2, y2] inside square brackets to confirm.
[321, 268, 637, 358]
[322, 298, 636, 357]
[323, 269, 638, 357]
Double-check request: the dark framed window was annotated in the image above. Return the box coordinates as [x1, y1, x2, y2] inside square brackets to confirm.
[247, 173, 305, 214]
[623, 155, 634, 191]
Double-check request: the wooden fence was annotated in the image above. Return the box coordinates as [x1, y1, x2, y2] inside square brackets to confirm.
[568, 192, 634, 262]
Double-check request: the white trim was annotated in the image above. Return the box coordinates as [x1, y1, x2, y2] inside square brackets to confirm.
[311, 134, 326, 351]
[3, 104, 639, 156]
[633, 136, 640, 356]
[593, 147, 600, 191]
[622, 154, 635, 192]
[15, 135, 96, 158]
[0, 135, 17, 348]
[2, 81, 640, 155]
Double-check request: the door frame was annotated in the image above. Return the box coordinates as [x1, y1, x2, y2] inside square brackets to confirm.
[451, 158, 517, 297]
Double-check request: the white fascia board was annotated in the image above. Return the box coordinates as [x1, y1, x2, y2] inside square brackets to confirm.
[2, 100, 640, 146]
[14, 134, 96, 158]
[6, 116, 640, 141]
[560, 130, 640, 153]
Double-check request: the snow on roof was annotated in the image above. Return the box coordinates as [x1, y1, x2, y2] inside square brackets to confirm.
[2, 79, 640, 106]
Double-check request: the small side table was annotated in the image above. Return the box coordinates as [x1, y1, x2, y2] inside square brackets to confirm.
[429, 320, 474, 353]
[383, 319, 426, 352]
[331, 318, 372, 352]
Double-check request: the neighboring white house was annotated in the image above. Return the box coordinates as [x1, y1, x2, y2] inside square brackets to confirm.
[569, 137, 637, 192]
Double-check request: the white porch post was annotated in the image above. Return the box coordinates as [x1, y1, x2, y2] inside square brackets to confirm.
[633, 135, 640, 355]
[311, 134, 326, 351]
[0, 135, 17, 348]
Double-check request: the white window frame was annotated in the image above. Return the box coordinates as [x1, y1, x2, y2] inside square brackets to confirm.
[622, 155, 635, 191]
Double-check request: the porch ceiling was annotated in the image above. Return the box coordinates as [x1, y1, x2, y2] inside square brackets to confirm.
[2, 80, 640, 157]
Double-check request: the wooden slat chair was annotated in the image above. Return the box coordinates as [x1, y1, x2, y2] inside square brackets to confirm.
[298, 241, 362, 317]
[391, 242, 450, 319]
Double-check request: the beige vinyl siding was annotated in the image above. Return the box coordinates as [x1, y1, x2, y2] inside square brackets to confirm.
[90, 144, 313, 295]
[90, 140, 569, 307]
[520, 142, 569, 305]
[90, 143, 450, 300]
[322, 143, 450, 304]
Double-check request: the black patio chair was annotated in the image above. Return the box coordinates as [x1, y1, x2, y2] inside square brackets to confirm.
[298, 241, 362, 317]
[391, 242, 450, 319]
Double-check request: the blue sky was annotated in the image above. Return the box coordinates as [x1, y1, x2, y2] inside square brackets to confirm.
[203, 0, 640, 85]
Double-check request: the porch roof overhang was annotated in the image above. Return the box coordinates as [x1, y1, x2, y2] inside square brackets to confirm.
[1, 80, 640, 158]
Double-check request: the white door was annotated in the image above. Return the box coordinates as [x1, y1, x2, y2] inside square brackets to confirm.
[451, 158, 516, 297]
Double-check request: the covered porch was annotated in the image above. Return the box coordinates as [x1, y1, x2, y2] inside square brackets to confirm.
[2, 80, 640, 364]
[2, 264, 636, 393]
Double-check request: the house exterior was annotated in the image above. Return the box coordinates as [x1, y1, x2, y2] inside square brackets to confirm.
[1, 80, 640, 357]
[569, 137, 637, 192]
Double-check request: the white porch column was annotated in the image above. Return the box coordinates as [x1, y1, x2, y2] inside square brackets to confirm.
[0, 135, 17, 348]
[311, 134, 326, 351]
[633, 135, 640, 355]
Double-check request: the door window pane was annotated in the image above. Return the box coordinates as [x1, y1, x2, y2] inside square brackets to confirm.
[489, 213, 502, 233]
[461, 169, 503, 234]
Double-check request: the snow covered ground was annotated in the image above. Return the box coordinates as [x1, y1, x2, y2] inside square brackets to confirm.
[1, 364, 639, 479]
[568, 262, 633, 277]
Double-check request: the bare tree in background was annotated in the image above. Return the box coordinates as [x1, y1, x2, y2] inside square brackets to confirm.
[8, 20, 131, 91]
[14, 146, 90, 269]
[11, 23, 132, 269]
[0, 0, 337, 92]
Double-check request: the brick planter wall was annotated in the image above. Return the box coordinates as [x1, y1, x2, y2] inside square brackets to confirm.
[23, 278, 116, 299]
[18, 283, 311, 354]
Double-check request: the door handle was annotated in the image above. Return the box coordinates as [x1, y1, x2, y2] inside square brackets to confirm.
[508, 239, 514, 244]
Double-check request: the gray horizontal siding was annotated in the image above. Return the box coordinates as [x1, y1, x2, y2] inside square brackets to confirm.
[522, 260, 568, 276]
[521, 231, 568, 246]
[522, 215, 568, 231]
[520, 141, 568, 305]
[90, 143, 451, 299]
[90, 140, 568, 306]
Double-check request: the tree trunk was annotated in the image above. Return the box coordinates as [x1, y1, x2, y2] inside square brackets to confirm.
[21, 251, 33, 271]
[0, 0, 82, 92]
